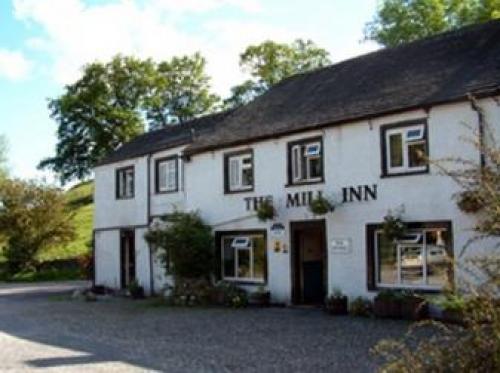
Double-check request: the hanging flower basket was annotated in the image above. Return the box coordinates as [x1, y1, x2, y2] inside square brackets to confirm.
[382, 211, 406, 242]
[309, 195, 335, 215]
[256, 200, 276, 221]
[456, 190, 484, 213]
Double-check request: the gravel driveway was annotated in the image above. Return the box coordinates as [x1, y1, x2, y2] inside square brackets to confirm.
[0, 282, 409, 372]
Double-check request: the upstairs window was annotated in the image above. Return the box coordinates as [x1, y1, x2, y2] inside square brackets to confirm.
[155, 156, 178, 193]
[382, 122, 428, 176]
[116, 166, 134, 199]
[288, 137, 324, 185]
[224, 151, 254, 193]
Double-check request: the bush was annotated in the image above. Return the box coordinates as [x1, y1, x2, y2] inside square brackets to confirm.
[144, 211, 214, 280]
[213, 281, 248, 308]
[127, 279, 144, 299]
[350, 297, 372, 317]
[325, 289, 348, 315]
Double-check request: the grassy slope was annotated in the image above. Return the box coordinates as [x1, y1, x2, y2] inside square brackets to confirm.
[38, 181, 94, 261]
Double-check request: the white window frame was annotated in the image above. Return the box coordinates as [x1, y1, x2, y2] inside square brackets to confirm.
[291, 140, 323, 183]
[156, 157, 178, 193]
[385, 124, 427, 175]
[221, 234, 266, 283]
[374, 227, 449, 291]
[116, 167, 134, 199]
[227, 152, 253, 192]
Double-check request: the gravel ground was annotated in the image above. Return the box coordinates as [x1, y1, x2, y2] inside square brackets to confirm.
[0, 282, 409, 372]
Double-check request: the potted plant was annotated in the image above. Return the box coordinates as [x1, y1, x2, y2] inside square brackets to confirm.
[456, 190, 483, 213]
[349, 296, 372, 317]
[249, 286, 271, 306]
[373, 289, 402, 318]
[437, 294, 466, 325]
[309, 195, 334, 215]
[400, 291, 427, 320]
[325, 288, 348, 315]
[256, 199, 276, 221]
[127, 279, 145, 299]
[382, 210, 406, 242]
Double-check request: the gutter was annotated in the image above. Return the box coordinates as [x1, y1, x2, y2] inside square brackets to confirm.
[468, 93, 486, 167]
[146, 153, 155, 296]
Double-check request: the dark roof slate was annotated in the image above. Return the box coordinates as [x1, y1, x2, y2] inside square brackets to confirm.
[186, 20, 500, 154]
[99, 20, 500, 165]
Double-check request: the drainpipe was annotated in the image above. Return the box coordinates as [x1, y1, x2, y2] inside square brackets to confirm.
[146, 153, 155, 296]
[468, 93, 486, 167]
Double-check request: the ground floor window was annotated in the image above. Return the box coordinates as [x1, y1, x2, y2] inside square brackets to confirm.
[367, 221, 453, 291]
[217, 230, 267, 283]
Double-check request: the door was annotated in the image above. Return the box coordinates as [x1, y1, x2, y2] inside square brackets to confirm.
[291, 220, 327, 305]
[120, 229, 136, 289]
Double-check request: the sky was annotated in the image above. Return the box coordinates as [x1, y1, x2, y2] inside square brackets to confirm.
[0, 0, 379, 183]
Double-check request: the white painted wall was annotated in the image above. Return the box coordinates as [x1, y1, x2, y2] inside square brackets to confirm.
[94, 230, 121, 289]
[93, 97, 500, 301]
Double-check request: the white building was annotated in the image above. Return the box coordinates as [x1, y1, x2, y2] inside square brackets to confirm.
[93, 21, 500, 304]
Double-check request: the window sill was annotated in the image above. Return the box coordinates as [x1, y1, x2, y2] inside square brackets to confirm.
[222, 278, 266, 286]
[116, 196, 134, 200]
[374, 284, 443, 293]
[380, 168, 429, 178]
[285, 179, 324, 188]
[224, 187, 255, 195]
[155, 189, 179, 195]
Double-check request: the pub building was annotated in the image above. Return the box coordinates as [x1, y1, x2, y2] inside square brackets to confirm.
[93, 21, 500, 304]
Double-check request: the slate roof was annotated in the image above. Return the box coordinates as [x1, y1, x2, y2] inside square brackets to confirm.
[99, 20, 500, 165]
[97, 111, 230, 165]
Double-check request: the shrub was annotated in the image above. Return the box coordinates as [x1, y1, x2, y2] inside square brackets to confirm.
[144, 211, 214, 280]
[127, 279, 144, 299]
[349, 297, 372, 317]
[213, 281, 248, 308]
[325, 288, 348, 315]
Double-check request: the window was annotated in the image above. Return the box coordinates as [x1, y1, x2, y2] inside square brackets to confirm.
[382, 122, 428, 176]
[224, 151, 253, 193]
[368, 222, 452, 290]
[219, 231, 267, 283]
[155, 157, 178, 193]
[288, 137, 323, 184]
[116, 166, 134, 199]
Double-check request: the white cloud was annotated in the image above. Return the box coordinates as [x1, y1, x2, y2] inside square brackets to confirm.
[0, 49, 32, 81]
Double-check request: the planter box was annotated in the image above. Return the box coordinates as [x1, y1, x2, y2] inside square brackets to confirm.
[374, 298, 402, 318]
[326, 297, 348, 315]
[401, 297, 427, 320]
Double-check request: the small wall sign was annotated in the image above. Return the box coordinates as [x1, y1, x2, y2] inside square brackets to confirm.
[270, 222, 285, 237]
[330, 238, 352, 254]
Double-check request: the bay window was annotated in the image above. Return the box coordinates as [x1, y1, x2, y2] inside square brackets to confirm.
[218, 231, 267, 283]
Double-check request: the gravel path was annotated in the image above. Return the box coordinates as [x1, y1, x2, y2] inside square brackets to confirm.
[0, 282, 409, 372]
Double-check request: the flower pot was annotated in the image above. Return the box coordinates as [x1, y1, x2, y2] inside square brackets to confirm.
[326, 296, 348, 315]
[374, 298, 401, 318]
[401, 297, 427, 320]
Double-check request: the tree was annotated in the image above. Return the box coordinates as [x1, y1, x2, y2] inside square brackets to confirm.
[365, 0, 500, 47]
[145, 53, 220, 130]
[40, 54, 219, 183]
[0, 135, 8, 179]
[39, 55, 154, 183]
[225, 39, 331, 108]
[0, 179, 75, 273]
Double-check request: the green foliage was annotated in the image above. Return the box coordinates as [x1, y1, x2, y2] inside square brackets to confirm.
[144, 211, 214, 280]
[308, 195, 334, 215]
[225, 39, 330, 108]
[127, 279, 145, 299]
[365, 0, 500, 47]
[436, 293, 467, 312]
[256, 199, 276, 221]
[350, 297, 372, 317]
[214, 281, 248, 308]
[41, 54, 219, 183]
[145, 53, 220, 130]
[0, 179, 75, 273]
[40, 181, 94, 261]
[0, 135, 8, 180]
[382, 210, 406, 241]
[375, 289, 403, 301]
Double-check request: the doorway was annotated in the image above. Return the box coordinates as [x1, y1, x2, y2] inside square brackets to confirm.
[290, 220, 327, 305]
[120, 229, 136, 289]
